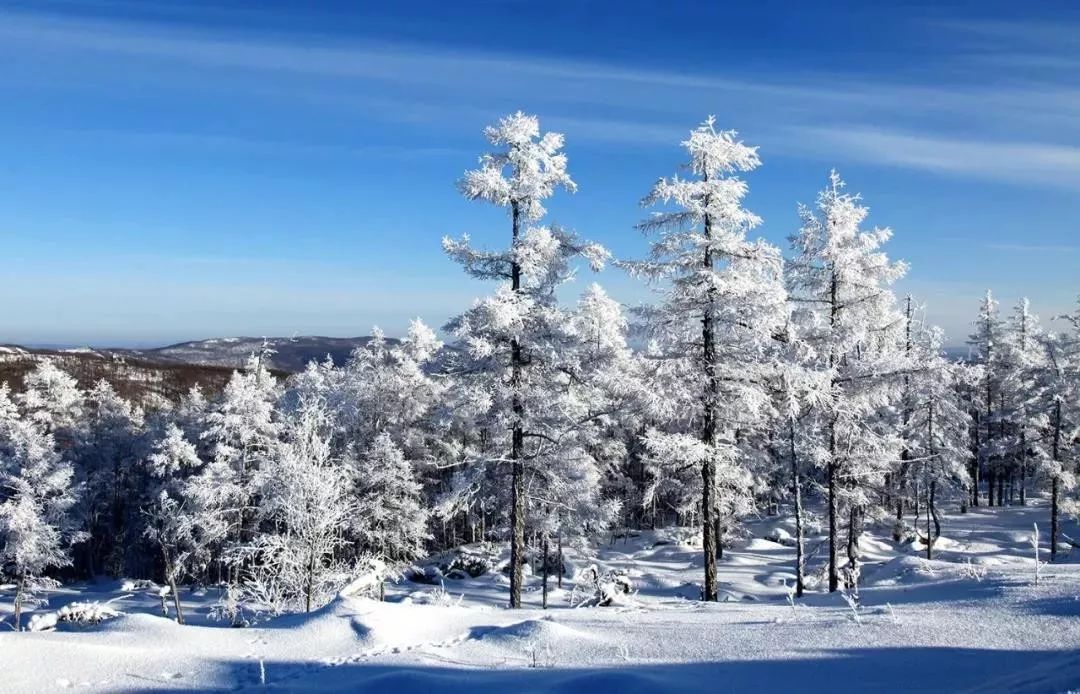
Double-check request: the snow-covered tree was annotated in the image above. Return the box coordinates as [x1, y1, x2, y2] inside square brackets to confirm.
[787, 170, 907, 592]
[904, 323, 973, 559]
[246, 400, 357, 614]
[765, 319, 830, 597]
[0, 417, 84, 630]
[331, 320, 443, 456]
[1031, 301, 1080, 560]
[351, 433, 428, 570]
[996, 298, 1046, 506]
[143, 423, 206, 623]
[621, 117, 786, 601]
[967, 290, 1005, 506]
[17, 361, 84, 445]
[76, 380, 147, 576]
[442, 111, 607, 608]
[193, 355, 282, 578]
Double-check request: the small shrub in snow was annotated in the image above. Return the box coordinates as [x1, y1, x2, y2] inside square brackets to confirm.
[957, 559, 987, 582]
[407, 565, 444, 585]
[529, 646, 556, 669]
[441, 548, 494, 578]
[119, 578, 159, 592]
[27, 600, 122, 631]
[413, 582, 463, 607]
[570, 564, 634, 607]
[210, 583, 249, 627]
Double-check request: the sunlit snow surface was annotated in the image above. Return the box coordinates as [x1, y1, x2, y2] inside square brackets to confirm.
[3, 502, 1079, 693]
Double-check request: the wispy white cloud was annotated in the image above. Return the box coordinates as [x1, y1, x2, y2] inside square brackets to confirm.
[53, 127, 468, 160]
[784, 126, 1080, 190]
[986, 243, 1078, 253]
[2, 7, 1079, 183]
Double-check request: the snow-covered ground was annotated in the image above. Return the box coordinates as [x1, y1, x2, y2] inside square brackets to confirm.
[4, 502, 1079, 693]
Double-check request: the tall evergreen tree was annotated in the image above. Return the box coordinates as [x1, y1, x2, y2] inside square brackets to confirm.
[622, 117, 786, 601]
[787, 170, 907, 592]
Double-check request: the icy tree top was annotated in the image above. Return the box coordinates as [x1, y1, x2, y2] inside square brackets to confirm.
[458, 111, 576, 222]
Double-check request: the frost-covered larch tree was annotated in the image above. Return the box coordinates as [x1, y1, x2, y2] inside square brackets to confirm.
[787, 170, 907, 592]
[1031, 301, 1080, 560]
[0, 410, 84, 630]
[967, 290, 1005, 507]
[143, 423, 206, 623]
[77, 380, 147, 577]
[904, 322, 973, 559]
[193, 354, 282, 580]
[351, 433, 428, 574]
[766, 319, 830, 597]
[997, 298, 1046, 506]
[17, 361, 85, 446]
[622, 117, 786, 601]
[247, 399, 357, 613]
[443, 111, 606, 608]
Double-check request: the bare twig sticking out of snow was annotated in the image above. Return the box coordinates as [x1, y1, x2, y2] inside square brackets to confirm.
[1032, 523, 1041, 587]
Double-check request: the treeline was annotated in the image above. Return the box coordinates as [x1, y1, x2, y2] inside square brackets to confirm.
[0, 350, 249, 402]
[1, 113, 1077, 628]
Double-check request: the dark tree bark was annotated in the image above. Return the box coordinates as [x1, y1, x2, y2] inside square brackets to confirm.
[828, 429, 839, 593]
[827, 271, 840, 594]
[789, 418, 805, 597]
[895, 296, 913, 542]
[700, 180, 719, 602]
[541, 533, 549, 609]
[557, 532, 563, 590]
[1051, 400, 1062, 562]
[508, 201, 526, 609]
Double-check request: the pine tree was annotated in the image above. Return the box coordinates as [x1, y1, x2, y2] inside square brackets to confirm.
[968, 290, 1004, 506]
[622, 117, 786, 601]
[352, 433, 428, 568]
[143, 423, 205, 623]
[0, 417, 84, 630]
[247, 400, 357, 613]
[17, 361, 84, 445]
[195, 355, 282, 579]
[77, 380, 146, 576]
[905, 323, 973, 559]
[443, 111, 605, 608]
[787, 170, 907, 592]
[1032, 300, 1080, 560]
[998, 299, 1046, 506]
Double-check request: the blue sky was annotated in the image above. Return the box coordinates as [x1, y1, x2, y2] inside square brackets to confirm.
[1, 0, 1077, 347]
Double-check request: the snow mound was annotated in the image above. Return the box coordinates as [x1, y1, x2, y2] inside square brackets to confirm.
[471, 618, 595, 646]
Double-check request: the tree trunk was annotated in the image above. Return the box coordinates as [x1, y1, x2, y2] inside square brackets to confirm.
[896, 295, 912, 543]
[700, 189, 719, 603]
[557, 533, 563, 589]
[1019, 445, 1027, 506]
[163, 547, 185, 625]
[971, 412, 981, 508]
[1051, 401, 1061, 562]
[305, 545, 317, 613]
[827, 438, 838, 593]
[789, 418, 805, 597]
[826, 270, 840, 594]
[508, 201, 526, 610]
[542, 534, 549, 609]
[846, 505, 861, 591]
[14, 573, 26, 631]
[930, 481, 941, 557]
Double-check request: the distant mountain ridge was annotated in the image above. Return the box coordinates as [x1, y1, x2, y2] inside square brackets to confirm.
[122, 336, 383, 372]
[0, 336, 384, 374]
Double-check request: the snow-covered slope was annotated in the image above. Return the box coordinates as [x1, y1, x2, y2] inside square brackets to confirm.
[3, 502, 1079, 692]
